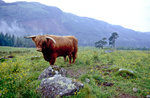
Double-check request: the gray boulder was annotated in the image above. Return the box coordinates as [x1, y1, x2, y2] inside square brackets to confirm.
[105, 50, 114, 53]
[38, 75, 84, 98]
[38, 66, 67, 80]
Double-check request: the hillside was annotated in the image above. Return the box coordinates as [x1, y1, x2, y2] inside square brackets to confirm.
[0, 1, 150, 48]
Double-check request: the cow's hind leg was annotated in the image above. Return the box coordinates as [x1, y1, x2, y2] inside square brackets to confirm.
[68, 54, 72, 64]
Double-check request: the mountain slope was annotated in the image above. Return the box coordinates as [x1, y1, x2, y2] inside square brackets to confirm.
[0, 1, 150, 48]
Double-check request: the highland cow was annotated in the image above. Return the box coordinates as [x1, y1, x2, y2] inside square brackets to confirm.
[24, 35, 78, 65]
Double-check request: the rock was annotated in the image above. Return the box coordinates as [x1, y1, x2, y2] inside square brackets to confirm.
[38, 66, 67, 80]
[37, 75, 84, 98]
[115, 68, 137, 78]
[31, 56, 41, 60]
[85, 78, 90, 83]
[146, 95, 150, 98]
[38, 66, 56, 80]
[37, 65, 83, 97]
[133, 88, 138, 93]
[52, 65, 67, 77]
[119, 68, 134, 73]
[102, 66, 109, 69]
[105, 50, 114, 53]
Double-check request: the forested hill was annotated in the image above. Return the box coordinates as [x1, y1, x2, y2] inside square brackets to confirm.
[0, 0, 150, 48]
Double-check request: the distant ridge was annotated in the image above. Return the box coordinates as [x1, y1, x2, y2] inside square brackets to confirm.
[0, 0, 5, 4]
[0, 1, 150, 48]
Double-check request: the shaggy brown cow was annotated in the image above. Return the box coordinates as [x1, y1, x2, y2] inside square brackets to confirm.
[24, 35, 78, 65]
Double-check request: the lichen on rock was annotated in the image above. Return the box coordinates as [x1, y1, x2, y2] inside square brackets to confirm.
[37, 65, 84, 98]
[38, 65, 67, 80]
[37, 74, 84, 98]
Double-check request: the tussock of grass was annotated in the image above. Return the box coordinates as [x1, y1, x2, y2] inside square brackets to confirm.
[0, 47, 150, 97]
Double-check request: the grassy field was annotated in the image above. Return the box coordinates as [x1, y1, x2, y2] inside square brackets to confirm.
[0, 46, 150, 98]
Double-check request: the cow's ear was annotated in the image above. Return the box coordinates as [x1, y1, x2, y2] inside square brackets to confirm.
[46, 36, 56, 44]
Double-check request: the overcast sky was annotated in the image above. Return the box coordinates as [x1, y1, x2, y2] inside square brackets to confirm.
[3, 0, 150, 32]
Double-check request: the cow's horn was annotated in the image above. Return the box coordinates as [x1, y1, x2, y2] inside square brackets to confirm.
[24, 35, 37, 38]
[46, 36, 56, 44]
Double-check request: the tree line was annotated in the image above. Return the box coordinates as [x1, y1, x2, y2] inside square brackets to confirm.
[0, 32, 34, 47]
[0, 32, 149, 50]
[0, 32, 119, 48]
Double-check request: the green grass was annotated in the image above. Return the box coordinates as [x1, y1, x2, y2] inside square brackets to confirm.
[0, 46, 150, 98]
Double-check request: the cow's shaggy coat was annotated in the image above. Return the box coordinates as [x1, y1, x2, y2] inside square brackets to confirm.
[25, 35, 78, 65]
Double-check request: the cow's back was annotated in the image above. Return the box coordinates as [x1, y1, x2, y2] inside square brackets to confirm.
[65, 36, 78, 53]
[47, 35, 74, 56]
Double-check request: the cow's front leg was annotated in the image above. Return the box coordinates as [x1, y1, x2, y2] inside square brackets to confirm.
[49, 57, 56, 65]
[49, 53, 57, 65]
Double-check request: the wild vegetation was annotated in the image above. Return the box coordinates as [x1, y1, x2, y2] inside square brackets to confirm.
[0, 46, 150, 98]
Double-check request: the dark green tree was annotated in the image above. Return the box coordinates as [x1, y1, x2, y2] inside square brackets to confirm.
[15, 37, 23, 47]
[12, 35, 15, 46]
[109, 32, 119, 48]
[0, 33, 13, 46]
[0, 32, 34, 47]
[0, 32, 5, 46]
[95, 37, 107, 49]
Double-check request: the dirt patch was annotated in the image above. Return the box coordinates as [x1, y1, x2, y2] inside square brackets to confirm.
[66, 67, 87, 78]
[8, 55, 14, 58]
[103, 82, 114, 86]
[118, 93, 138, 98]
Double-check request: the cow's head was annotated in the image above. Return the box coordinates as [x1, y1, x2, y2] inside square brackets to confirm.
[24, 35, 56, 52]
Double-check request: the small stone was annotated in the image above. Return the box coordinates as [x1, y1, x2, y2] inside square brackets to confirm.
[146, 95, 150, 98]
[133, 88, 138, 93]
[31, 56, 41, 60]
[85, 78, 90, 83]
[105, 50, 113, 53]
[103, 66, 109, 69]
[113, 65, 117, 67]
